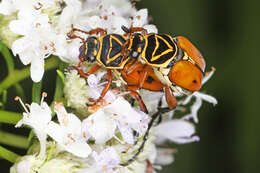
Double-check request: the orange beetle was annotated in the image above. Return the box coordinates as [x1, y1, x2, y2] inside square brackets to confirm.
[122, 26, 206, 108]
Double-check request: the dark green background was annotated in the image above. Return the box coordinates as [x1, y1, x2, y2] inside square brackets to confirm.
[0, 0, 259, 172]
[137, 0, 259, 172]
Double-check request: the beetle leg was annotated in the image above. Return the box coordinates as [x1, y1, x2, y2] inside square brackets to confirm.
[88, 28, 107, 36]
[145, 160, 153, 173]
[164, 86, 177, 109]
[85, 64, 102, 76]
[121, 25, 148, 36]
[88, 69, 112, 106]
[125, 60, 143, 75]
[73, 27, 107, 36]
[69, 63, 101, 78]
[138, 65, 150, 88]
[126, 86, 148, 113]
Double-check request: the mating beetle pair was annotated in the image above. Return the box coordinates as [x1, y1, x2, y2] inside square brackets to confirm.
[68, 25, 205, 113]
[67, 25, 206, 167]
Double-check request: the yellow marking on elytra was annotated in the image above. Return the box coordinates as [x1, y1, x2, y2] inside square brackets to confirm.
[152, 35, 159, 58]
[96, 36, 104, 66]
[105, 35, 124, 64]
[150, 35, 174, 62]
[140, 34, 178, 67]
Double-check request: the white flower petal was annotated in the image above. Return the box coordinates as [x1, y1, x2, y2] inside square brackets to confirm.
[46, 121, 64, 144]
[11, 37, 32, 63]
[117, 122, 134, 144]
[132, 9, 148, 27]
[93, 147, 120, 168]
[194, 92, 218, 105]
[144, 24, 158, 34]
[63, 141, 92, 158]
[87, 74, 99, 88]
[104, 97, 141, 124]
[83, 110, 117, 144]
[155, 148, 175, 165]
[16, 159, 32, 173]
[185, 97, 202, 123]
[30, 57, 44, 82]
[202, 69, 215, 85]
[155, 119, 197, 144]
[9, 19, 32, 36]
[0, 0, 16, 15]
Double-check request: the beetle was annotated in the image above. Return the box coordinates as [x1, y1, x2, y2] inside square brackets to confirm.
[67, 26, 133, 105]
[121, 26, 206, 108]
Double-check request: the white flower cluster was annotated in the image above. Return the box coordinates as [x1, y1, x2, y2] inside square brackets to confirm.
[0, 0, 157, 82]
[12, 68, 216, 173]
[0, 0, 218, 173]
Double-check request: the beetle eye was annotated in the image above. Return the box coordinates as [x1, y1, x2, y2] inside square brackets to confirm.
[169, 60, 203, 92]
[88, 56, 95, 62]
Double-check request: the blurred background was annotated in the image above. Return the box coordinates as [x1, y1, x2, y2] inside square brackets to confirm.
[137, 0, 259, 172]
[0, 0, 259, 172]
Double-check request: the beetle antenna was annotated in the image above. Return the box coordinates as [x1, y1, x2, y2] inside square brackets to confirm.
[121, 25, 131, 33]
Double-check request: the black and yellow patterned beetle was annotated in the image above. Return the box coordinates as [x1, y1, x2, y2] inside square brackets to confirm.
[122, 26, 206, 108]
[67, 26, 147, 106]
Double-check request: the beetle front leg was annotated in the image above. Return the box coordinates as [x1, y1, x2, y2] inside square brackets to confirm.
[88, 69, 112, 106]
[69, 63, 101, 78]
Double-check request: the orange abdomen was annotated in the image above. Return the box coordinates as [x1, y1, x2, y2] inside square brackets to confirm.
[120, 61, 164, 91]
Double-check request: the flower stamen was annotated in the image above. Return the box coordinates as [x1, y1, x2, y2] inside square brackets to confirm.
[41, 92, 47, 105]
[14, 96, 29, 113]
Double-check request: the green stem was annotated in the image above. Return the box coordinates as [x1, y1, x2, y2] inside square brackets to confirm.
[32, 81, 42, 103]
[0, 110, 22, 124]
[0, 57, 60, 94]
[0, 145, 20, 163]
[0, 42, 14, 74]
[0, 131, 28, 149]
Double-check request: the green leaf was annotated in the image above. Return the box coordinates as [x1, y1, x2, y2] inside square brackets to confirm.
[0, 131, 28, 149]
[0, 145, 20, 163]
[32, 81, 42, 103]
[53, 70, 64, 102]
[56, 69, 65, 84]
[0, 110, 22, 124]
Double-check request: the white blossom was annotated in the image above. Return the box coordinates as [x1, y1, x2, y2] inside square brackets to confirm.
[0, 0, 157, 82]
[10, 155, 43, 173]
[15, 93, 51, 158]
[46, 102, 92, 158]
[92, 147, 120, 173]
[64, 69, 89, 110]
[2, 1, 218, 172]
[0, 0, 16, 15]
[83, 97, 149, 145]
[155, 119, 200, 144]
[154, 148, 175, 165]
